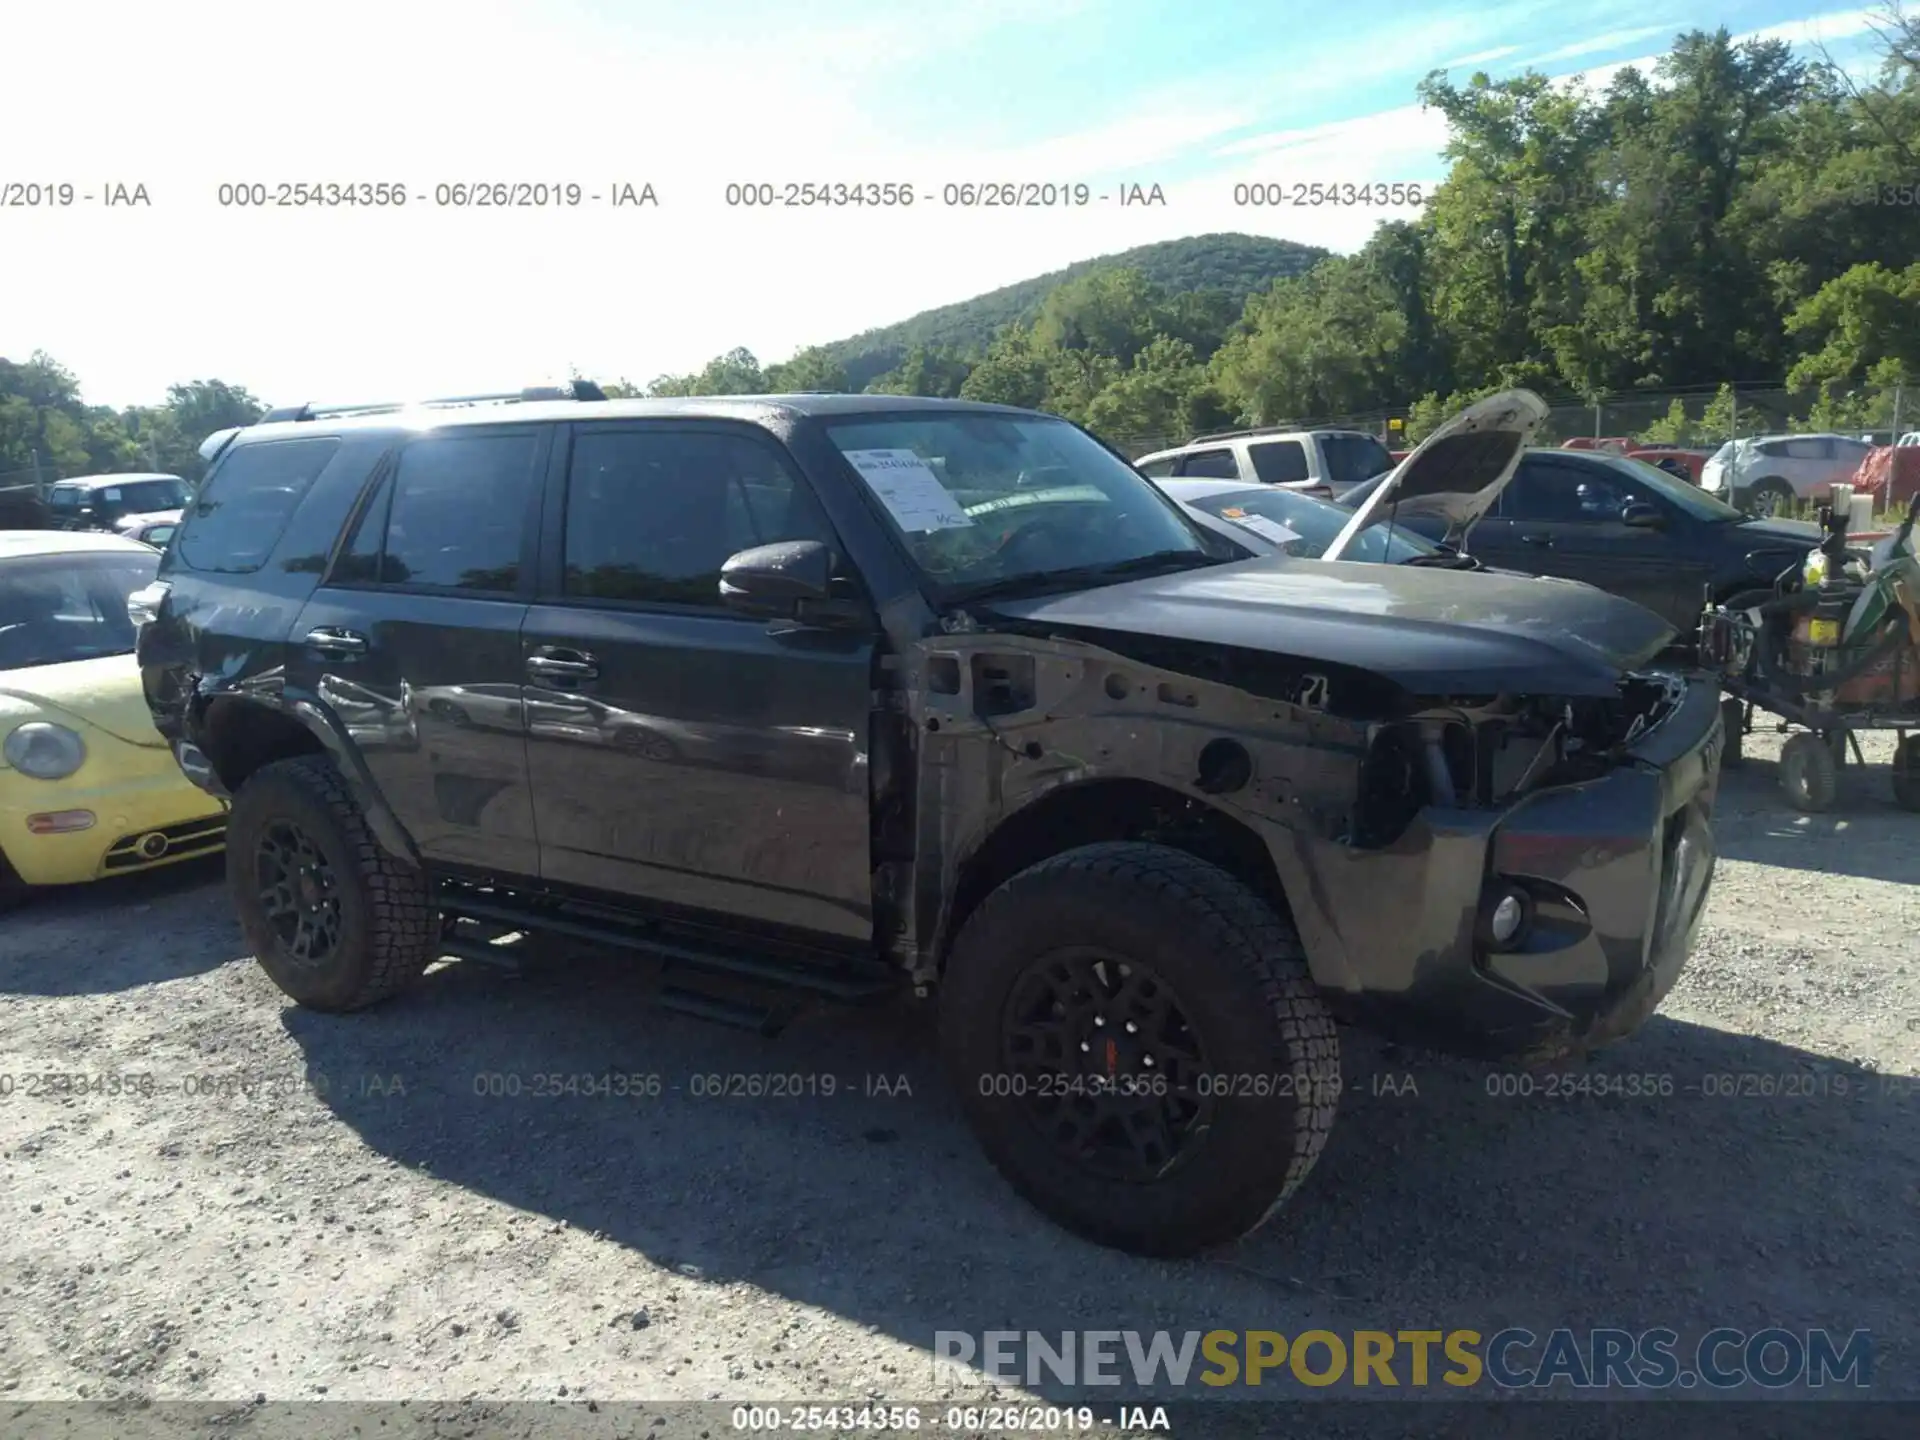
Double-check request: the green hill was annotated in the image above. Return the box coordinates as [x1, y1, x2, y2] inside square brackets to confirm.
[820, 232, 1329, 390]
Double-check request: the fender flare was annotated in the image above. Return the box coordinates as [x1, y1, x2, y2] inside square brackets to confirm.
[192, 687, 423, 867]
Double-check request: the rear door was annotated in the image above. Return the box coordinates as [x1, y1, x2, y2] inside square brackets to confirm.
[290, 425, 549, 875]
[1472, 456, 1690, 622]
[522, 421, 877, 942]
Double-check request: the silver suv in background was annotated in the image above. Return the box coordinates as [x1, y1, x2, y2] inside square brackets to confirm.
[1134, 427, 1395, 499]
[1700, 433, 1874, 514]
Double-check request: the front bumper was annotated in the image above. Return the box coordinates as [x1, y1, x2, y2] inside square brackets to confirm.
[1284, 675, 1724, 1061]
[1, 746, 228, 887]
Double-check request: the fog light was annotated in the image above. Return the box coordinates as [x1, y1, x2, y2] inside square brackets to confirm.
[135, 831, 170, 860]
[1479, 884, 1533, 951]
[27, 810, 96, 834]
[1489, 893, 1525, 944]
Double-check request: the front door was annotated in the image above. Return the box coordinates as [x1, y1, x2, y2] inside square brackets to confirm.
[522, 421, 877, 942]
[289, 425, 549, 875]
[1471, 456, 1691, 624]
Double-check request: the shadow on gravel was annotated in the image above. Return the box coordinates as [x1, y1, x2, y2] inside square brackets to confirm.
[1713, 761, 1920, 885]
[0, 853, 233, 995]
[278, 948, 1920, 1405]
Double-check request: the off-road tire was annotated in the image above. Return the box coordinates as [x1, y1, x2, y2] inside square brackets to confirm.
[1719, 697, 1745, 769]
[1779, 731, 1839, 813]
[1891, 735, 1920, 812]
[1744, 478, 1796, 517]
[939, 841, 1339, 1258]
[227, 755, 436, 1010]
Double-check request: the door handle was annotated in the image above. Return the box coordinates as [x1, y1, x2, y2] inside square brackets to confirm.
[526, 652, 598, 682]
[1518, 532, 1554, 547]
[304, 626, 369, 655]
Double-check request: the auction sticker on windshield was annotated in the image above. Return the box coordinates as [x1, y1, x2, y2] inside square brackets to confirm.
[842, 449, 974, 532]
[1220, 507, 1300, 547]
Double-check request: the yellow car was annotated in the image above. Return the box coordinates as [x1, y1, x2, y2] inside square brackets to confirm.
[0, 529, 226, 908]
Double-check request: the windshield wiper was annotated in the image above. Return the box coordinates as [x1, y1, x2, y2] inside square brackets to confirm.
[948, 548, 1218, 604]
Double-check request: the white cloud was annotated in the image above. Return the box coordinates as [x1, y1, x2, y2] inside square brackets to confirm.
[1736, 7, 1884, 47]
[1438, 44, 1522, 68]
[1515, 23, 1681, 67]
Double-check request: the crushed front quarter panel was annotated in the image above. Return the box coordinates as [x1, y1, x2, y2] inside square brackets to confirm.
[905, 623, 1724, 1062]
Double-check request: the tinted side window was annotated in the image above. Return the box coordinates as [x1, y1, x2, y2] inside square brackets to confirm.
[1504, 460, 1632, 522]
[1178, 448, 1239, 479]
[333, 470, 396, 584]
[1136, 458, 1178, 478]
[562, 429, 835, 608]
[1247, 440, 1309, 484]
[114, 479, 188, 512]
[178, 438, 341, 572]
[376, 433, 541, 592]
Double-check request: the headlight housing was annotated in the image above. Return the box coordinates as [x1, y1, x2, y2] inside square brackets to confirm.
[4, 722, 87, 780]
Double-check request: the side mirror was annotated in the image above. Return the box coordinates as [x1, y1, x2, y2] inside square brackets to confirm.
[719, 540, 863, 626]
[1621, 502, 1664, 529]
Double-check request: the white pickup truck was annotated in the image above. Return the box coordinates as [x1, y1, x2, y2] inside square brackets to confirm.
[1133, 427, 1397, 499]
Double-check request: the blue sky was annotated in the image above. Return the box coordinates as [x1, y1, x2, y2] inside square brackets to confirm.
[1, 1, 1892, 408]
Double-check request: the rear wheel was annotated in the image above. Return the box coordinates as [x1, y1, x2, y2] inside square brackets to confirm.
[939, 842, 1339, 1258]
[227, 756, 437, 1010]
[1744, 478, 1796, 517]
[1779, 731, 1839, 813]
[1892, 735, 1920, 812]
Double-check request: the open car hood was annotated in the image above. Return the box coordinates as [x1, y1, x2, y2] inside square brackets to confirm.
[1322, 389, 1548, 562]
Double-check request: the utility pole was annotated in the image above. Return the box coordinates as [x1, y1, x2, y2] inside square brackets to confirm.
[1729, 388, 1738, 444]
[1894, 382, 1904, 440]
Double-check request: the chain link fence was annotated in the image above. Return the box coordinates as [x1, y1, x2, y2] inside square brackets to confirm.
[1102, 383, 1913, 459]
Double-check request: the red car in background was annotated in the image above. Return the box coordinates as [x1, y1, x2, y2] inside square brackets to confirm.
[1852, 445, 1920, 511]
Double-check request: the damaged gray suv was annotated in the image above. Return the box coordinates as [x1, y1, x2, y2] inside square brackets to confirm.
[136, 385, 1722, 1257]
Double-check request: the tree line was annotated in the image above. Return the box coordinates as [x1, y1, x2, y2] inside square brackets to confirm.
[4, 13, 1916, 474]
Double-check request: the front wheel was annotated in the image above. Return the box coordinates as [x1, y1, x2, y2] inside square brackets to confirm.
[0, 850, 32, 914]
[1892, 735, 1920, 812]
[939, 842, 1339, 1258]
[1779, 731, 1839, 813]
[227, 756, 437, 1010]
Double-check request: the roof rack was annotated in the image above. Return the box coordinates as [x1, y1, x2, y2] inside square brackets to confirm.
[260, 378, 608, 424]
[1189, 422, 1373, 444]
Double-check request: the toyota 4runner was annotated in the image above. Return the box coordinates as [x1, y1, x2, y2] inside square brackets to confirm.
[137, 384, 1723, 1257]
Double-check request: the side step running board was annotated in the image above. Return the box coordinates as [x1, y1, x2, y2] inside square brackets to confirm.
[430, 885, 900, 1037]
[436, 889, 898, 1002]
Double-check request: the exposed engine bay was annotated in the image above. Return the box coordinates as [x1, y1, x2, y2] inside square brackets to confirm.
[1351, 672, 1689, 847]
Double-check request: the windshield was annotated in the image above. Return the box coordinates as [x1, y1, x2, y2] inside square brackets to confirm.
[1190, 487, 1441, 563]
[0, 550, 158, 669]
[1320, 434, 1395, 488]
[1608, 455, 1744, 521]
[822, 412, 1214, 595]
[99, 479, 189, 515]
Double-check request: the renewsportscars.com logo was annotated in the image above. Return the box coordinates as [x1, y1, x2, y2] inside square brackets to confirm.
[932, 1328, 1873, 1391]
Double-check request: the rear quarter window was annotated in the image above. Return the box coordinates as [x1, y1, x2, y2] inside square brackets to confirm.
[176, 437, 342, 573]
[1247, 440, 1309, 484]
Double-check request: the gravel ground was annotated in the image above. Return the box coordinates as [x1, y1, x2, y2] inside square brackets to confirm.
[2, 729, 1916, 1436]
